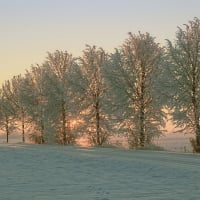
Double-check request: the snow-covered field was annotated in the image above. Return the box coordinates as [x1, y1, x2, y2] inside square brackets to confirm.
[0, 144, 200, 200]
[154, 132, 193, 152]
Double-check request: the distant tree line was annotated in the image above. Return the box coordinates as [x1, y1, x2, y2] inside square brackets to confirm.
[0, 18, 199, 151]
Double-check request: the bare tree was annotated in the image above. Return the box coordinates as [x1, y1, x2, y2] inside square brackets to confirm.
[167, 17, 200, 152]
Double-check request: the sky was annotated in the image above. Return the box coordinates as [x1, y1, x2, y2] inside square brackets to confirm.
[0, 0, 200, 84]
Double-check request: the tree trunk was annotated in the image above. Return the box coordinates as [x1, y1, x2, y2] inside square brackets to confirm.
[21, 110, 25, 143]
[191, 65, 200, 147]
[193, 100, 200, 146]
[61, 99, 67, 145]
[22, 121, 25, 143]
[40, 119, 45, 144]
[6, 116, 9, 143]
[139, 107, 145, 147]
[95, 101, 101, 145]
[139, 65, 146, 147]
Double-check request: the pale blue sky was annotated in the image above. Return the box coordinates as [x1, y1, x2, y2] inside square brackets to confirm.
[0, 0, 200, 83]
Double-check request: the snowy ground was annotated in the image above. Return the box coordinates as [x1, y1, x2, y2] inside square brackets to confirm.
[0, 144, 200, 200]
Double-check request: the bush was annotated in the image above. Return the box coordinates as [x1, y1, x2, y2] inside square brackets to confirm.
[29, 134, 46, 144]
[137, 143, 165, 151]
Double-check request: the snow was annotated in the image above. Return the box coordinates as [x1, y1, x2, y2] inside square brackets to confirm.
[0, 144, 200, 199]
[154, 132, 192, 152]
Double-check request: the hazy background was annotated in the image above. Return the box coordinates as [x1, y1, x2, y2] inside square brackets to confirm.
[0, 0, 200, 84]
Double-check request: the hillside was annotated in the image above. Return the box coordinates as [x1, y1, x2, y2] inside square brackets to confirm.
[0, 144, 199, 199]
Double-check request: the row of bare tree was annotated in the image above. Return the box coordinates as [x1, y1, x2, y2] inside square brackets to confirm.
[0, 18, 199, 151]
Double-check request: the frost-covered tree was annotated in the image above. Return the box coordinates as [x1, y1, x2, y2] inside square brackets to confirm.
[44, 50, 78, 144]
[1, 75, 30, 143]
[109, 32, 165, 148]
[167, 17, 200, 151]
[0, 85, 16, 143]
[79, 45, 111, 146]
[21, 66, 48, 144]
